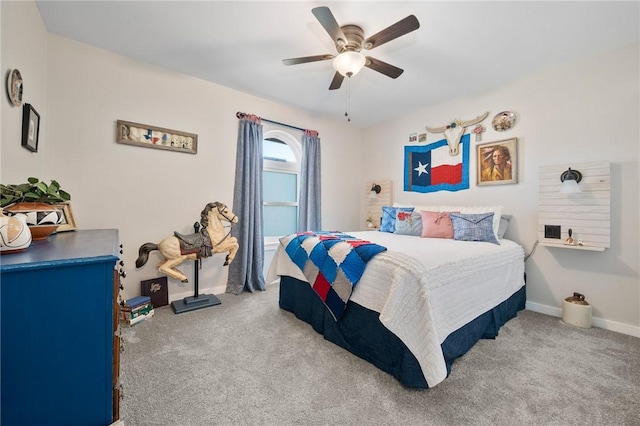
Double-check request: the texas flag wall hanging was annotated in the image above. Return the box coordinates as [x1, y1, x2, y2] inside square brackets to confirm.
[404, 134, 470, 193]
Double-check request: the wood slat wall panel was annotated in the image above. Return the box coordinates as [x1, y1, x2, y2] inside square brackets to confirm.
[538, 161, 610, 249]
[539, 207, 610, 215]
[538, 219, 611, 230]
[365, 180, 392, 230]
[539, 184, 611, 194]
[537, 224, 610, 236]
[539, 198, 610, 207]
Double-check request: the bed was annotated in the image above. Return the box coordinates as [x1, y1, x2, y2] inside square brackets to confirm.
[266, 209, 525, 389]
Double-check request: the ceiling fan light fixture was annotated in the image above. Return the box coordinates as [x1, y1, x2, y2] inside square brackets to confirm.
[333, 51, 366, 77]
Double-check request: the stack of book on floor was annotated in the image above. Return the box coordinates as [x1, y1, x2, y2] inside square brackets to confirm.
[121, 295, 154, 326]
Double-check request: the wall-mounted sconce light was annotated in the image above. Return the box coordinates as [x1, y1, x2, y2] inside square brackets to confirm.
[369, 183, 382, 199]
[560, 167, 582, 193]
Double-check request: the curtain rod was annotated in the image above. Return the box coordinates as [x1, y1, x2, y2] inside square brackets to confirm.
[235, 112, 317, 135]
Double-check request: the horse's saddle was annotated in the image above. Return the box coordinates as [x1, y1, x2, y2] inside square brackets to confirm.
[174, 229, 213, 258]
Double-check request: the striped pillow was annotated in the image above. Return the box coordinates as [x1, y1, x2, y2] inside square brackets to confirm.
[450, 212, 499, 245]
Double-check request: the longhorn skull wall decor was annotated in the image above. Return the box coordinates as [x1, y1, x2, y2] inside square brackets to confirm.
[425, 111, 489, 156]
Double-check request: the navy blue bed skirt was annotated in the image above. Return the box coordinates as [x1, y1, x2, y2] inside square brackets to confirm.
[279, 276, 526, 388]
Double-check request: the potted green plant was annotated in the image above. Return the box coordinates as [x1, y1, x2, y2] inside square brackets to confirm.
[1, 177, 71, 240]
[1, 177, 70, 207]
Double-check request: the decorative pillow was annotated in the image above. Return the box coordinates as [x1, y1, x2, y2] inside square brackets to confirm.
[497, 214, 512, 239]
[380, 206, 414, 233]
[420, 211, 456, 239]
[394, 204, 502, 240]
[394, 210, 423, 236]
[450, 212, 499, 245]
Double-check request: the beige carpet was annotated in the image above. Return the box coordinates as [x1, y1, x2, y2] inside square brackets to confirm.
[120, 283, 640, 425]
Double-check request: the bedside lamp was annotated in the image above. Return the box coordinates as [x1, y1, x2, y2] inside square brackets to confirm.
[560, 167, 582, 193]
[369, 183, 381, 199]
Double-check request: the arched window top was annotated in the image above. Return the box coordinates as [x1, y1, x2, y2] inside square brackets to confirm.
[263, 130, 301, 172]
[264, 138, 296, 162]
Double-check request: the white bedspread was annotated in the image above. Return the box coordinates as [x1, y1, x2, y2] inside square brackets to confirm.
[266, 231, 525, 388]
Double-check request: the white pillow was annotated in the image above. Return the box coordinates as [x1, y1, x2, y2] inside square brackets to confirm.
[497, 214, 512, 239]
[394, 203, 503, 240]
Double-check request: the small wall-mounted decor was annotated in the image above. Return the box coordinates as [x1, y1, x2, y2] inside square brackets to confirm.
[476, 138, 518, 186]
[491, 111, 516, 132]
[425, 111, 489, 157]
[404, 134, 470, 193]
[53, 202, 77, 232]
[473, 123, 486, 141]
[21, 103, 40, 152]
[6, 69, 23, 107]
[117, 120, 197, 154]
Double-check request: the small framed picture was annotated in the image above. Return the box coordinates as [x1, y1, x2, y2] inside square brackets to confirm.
[116, 120, 198, 154]
[21, 103, 40, 152]
[53, 202, 77, 232]
[141, 276, 169, 308]
[476, 138, 518, 186]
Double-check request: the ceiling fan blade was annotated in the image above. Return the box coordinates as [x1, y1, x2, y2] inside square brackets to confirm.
[329, 72, 344, 90]
[365, 57, 404, 79]
[363, 15, 420, 50]
[282, 54, 334, 66]
[312, 6, 347, 46]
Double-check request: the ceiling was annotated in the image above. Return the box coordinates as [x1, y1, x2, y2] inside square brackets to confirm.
[35, 1, 639, 128]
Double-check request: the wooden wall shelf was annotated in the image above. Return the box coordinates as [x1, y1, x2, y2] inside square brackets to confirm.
[539, 242, 605, 252]
[538, 160, 611, 251]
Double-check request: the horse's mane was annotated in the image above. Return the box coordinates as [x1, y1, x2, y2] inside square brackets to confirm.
[200, 202, 224, 228]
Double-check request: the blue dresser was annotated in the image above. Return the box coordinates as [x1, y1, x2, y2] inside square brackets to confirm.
[1, 229, 121, 425]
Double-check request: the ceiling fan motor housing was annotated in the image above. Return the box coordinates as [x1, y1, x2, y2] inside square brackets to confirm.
[337, 25, 364, 52]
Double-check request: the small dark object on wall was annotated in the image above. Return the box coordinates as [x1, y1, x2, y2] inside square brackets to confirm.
[544, 225, 561, 239]
[141, 276, 169, 308]
[21, 103, 40, 152]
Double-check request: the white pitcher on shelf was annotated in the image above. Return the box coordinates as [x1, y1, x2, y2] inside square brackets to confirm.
[0, 208, 32, 254]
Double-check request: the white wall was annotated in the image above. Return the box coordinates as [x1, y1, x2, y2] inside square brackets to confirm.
[3, 1, 638, 336]
[1, 1, 48, 178]
[1, 1, 362, 302]
[362, 44, 640, 336]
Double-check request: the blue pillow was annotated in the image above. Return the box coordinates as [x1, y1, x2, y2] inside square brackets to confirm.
[450, 212, 499, 245]
[380, 206, 414, 233]
[394, 210, 422, 236]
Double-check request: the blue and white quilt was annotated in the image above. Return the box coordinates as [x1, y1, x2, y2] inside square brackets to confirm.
[281, 231, 387, 320]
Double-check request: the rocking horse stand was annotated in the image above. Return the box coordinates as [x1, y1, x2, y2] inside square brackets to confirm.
[136, 201, 239, 314]
[171, 222, 222, 314]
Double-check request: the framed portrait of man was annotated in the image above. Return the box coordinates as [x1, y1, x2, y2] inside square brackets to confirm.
[476, 138, 518, 186]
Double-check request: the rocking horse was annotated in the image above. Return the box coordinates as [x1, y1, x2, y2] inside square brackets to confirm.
[135, 202, 239, 283]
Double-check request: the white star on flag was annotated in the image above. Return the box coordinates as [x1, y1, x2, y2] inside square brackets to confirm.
[414, 161, 429, 176]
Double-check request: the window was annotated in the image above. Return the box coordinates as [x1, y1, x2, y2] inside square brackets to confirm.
[263, 130, 301, 238]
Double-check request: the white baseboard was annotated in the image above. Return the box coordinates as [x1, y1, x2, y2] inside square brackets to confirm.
[525, 301, 562, 317]
[526, 301, 640, 338]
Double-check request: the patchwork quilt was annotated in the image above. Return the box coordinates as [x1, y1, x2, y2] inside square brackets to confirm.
[281, 231, 387, 320]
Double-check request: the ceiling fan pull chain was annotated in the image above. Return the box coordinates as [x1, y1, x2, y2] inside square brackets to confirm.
[345, 77, 351, 122]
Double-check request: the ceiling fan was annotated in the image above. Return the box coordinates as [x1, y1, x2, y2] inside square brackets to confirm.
[282, 6, 420, 90]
